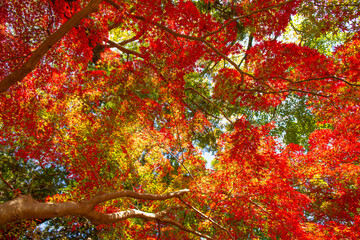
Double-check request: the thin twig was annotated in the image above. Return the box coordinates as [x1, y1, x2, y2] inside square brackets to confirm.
[119, 35, 141, 46]
[239, 35, 253, 67]
[164, 149, 195, 180]
[297, 76, 360, 87]
[156, 220, 161, 240]
[0, 170, 15, 192]
[179, 198, 235, 240]
[159, 218, 214, 240]
[184, 87, 234, 126]
[184, 97, 220, 120]
[104, 0, 121, 9]
[237, 87, 331, 98]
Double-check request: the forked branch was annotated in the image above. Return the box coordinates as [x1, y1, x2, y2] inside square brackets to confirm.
[0, 189, 214, 239]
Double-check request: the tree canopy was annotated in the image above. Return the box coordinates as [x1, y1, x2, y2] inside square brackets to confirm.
[1, 0, 360, 239]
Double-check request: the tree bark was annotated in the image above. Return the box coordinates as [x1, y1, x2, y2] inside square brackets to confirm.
[0, 189, 215, 239]
[0, 189, 189, 226]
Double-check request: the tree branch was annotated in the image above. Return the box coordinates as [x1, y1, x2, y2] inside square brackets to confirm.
[0, 189, 189, 226]
[108, 40, 144, 58]
[237, 87, 331, 98]
[89, 189, 189, 207]
[179, 198, 235, 240]
[0, 190, 213, 239]
[160, 217, 214, 239]
[104, 0, 121, 10]
[201, 0, 296, 39]
[295, 76, 360, 87]
[0, 170, 14, 192]
[184, 87, 234, 126]
[0, 0, 103, 93]
[157, 220, 161, 240]
[119, 35, 141, 46]
[139, 18, 255, 81]
[183, 97, 220, 120]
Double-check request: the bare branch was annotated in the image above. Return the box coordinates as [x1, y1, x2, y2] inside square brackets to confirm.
[160, 218, 214, 240]
[184, 87, 234, 126]
[295, 76, 360, 87]
[108, 40, 144, 58]
[0, 191, 213, 239]
[237, 87, 331, 98]
[87, 206, 183, 225]
[89, 189, 190, 206]
[163, 149, 196, 180]
[90, 205, 214, 239]
[287, 88, 330, 97]
[104, 0, 121, 10]
[268, 75, 360, 87]
[157, 220, 161, 240]
[183, 97, 220, 120]
[144, 18, 202, 42]
[0, 190, 188, 226]
[313, 2, 360, 7]
[0, 0, 102, 93]
[0, 170, 14, 192]
[119, 35, 141, 46]
[179, 198, 235, 240]
[239, 35, 253, 67]
[201, 40, 254, 79]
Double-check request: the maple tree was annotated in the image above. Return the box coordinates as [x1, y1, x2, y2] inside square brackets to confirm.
[1, 0, 360, 239]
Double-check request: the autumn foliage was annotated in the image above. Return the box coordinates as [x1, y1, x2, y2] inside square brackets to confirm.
[0, 0, 360, 239]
